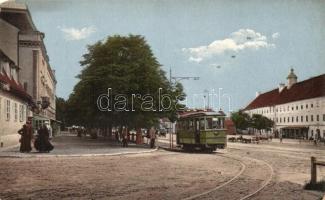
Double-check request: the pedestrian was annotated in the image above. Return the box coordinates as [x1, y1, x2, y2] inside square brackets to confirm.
[149, 127, 156, 148]
[279, 132, 283, 143]
[115, 130, 120, 143]
[34, 125, 54, 153]
[122, 127, 128, 147]
[17, 121, 33, 153]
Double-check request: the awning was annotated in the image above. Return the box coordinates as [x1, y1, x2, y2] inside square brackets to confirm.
[50, 119, 62, 124]
[33, 114, 50, 121]
[281, 126, 309, 129]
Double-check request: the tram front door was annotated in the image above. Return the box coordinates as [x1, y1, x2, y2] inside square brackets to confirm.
[195, 119, 200, 144]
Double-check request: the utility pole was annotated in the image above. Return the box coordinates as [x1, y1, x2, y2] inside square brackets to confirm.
[169, 67, 200, 149]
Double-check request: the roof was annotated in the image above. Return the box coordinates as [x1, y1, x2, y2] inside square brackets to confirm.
[179, 110, 226, 119]
[0, 1, 27, 10]
[0, 71, 36, 107]
[0, 49, 35, 107]
[245, 74, 325, 110]
[0, 1, 37, 31]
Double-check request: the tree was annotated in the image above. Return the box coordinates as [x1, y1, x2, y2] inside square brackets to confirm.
[231, 110, 251, 132]
[56, 97, 67, 130]
[251, 114, 274, 134]
[66, 35, 185, 134]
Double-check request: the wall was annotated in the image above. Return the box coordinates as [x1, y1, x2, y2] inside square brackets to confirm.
[0, 91, 28, 148]
[246, 97, 325, 138]
[0, 19, 18, 65]
[18, 32, 56, 120]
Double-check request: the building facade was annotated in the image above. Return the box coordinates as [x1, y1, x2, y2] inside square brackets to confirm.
[0, 28, 35, 147]
[0, 1, 57, 146]
[245, 69, 325, 139]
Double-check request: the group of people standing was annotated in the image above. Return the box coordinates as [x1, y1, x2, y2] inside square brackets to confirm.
[18, 121, 54, 153]
[114, 126, 157, 149]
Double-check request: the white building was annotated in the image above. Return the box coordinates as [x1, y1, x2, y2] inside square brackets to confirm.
[0, 1, 58, 132]
[0, 49, 35, 148]
[245, 69, 325, 139]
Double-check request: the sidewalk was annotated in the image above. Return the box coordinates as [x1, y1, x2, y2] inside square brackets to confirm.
[0, 135, 154, 158]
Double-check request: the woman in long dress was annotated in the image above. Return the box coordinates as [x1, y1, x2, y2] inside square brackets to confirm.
[34, 125, 54, 152]
[18, 121, 33, 153]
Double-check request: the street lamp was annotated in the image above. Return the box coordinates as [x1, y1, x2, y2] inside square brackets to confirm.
[204, 89, 210, 110]
[218, 88, 223, 110]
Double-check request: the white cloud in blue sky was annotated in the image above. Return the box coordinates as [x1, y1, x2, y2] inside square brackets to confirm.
[272, 32, 280, 39]
[59, 26, 96, 41]
[182, 29, 276, 63]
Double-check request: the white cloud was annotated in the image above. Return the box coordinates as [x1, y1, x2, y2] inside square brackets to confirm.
[182, 29, 275, 63]
[59, 26, 96, 40]
[272, 32, 280, 39]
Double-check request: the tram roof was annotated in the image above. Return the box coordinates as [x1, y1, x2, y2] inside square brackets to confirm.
[179, 111, 226, 119]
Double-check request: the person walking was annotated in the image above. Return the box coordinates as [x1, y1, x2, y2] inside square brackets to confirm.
[34, 125, 54, 153]
[122, 127, 128, 147]
[149, 127, 156, 148]
[115, 130, 120, 143]
[18, 121, 33, 153]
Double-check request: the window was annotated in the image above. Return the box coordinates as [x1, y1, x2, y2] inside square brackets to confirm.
[296, 116, 298, 122]
[287, 117, 290, 122]
[301, 105, 303, 110]
[306, 115, 308, 122]
[19, 105, 23, 122]
[206, 117, 223, 129]
[296, 106, 298, 110]
[292, 117, 294, 122]
[311, 115, 314, 122]
[323, 114, 325, 121]
[301, 116, 303, 122]
[306, 104, 308, 109]
[280, 118, 282, 123]
[6, 99, 10, 121]
[284, 117, 286, 123]
[317, 115, 319, 122]
[200, 118, 205, 130]
[311, 104, 313, 108]
[292, 107, 294, 111]
[14, 103, 17, 122]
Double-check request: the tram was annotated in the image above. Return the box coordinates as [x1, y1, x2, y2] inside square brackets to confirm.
[176, 110, 227, 152]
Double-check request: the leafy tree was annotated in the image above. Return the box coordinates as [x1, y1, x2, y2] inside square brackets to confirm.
[251, 114, 274, 133]
[56, 97, 67, 130]
[231, 110, 251, 132]
[66, 35, 185, 134]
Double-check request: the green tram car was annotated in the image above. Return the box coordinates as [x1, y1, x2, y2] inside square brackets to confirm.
[176, 111, 227, 151]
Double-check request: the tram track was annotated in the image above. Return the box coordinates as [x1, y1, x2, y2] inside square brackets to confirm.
[184, 153, 274, 200]
[158, 146, 274, 200]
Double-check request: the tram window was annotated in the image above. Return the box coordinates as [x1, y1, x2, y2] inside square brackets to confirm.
[189, 119, 194, 131]
[200, 118, 205, 130]
[212, 118, 220, 129]
[206, 118, 213, 129]
[220, 118, 225, 129]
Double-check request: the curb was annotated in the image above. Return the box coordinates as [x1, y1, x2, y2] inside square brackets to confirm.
[0, 147, 159, 158]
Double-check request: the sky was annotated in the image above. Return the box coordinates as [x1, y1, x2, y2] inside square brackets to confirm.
[15, 0, 325, 113]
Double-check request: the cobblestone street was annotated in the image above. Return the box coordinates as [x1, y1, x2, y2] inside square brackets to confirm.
[0, 135, 324, 199]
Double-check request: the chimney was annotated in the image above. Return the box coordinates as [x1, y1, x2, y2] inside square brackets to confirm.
[287, 68, 297, 89]
[279, 83, 285, 93]
[256, 91, 261, 97]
